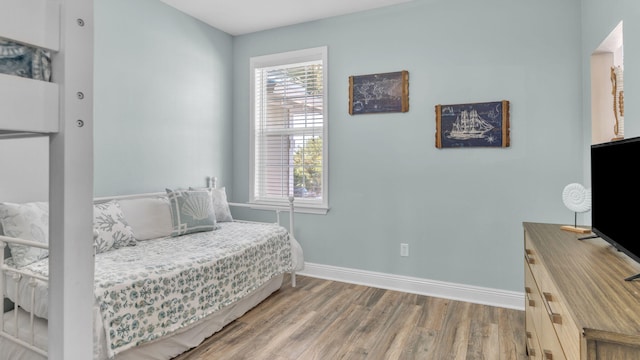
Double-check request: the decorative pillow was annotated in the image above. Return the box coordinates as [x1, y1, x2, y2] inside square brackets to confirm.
[166, 189, 217, 236]
[118, 197, 173, 240]
[189, 186, 233, 222]
[0, 202, 49, 267]
[0, 40, 52, 81]
[93, 200, 136, 252]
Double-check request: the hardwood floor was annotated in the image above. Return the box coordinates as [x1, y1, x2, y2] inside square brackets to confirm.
[173, 275, 527, 360]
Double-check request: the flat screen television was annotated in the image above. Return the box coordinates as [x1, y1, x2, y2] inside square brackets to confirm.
[590, 136, 640, 281]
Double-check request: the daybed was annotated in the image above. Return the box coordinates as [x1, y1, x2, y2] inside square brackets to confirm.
[1, 1, 302, 358]
[0, 186, 304, 360]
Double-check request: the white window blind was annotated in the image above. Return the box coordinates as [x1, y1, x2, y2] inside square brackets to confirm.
[250, 47, 328, 213]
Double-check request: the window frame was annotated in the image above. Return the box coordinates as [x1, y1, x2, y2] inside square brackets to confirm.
[249, 46, 329, 214]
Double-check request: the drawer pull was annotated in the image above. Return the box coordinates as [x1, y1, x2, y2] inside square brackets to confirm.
[525, 287, 535, 307]
[543, 349, 553, 360]
[526, 332, 536, 357]
[525, 253, 535, 264]
[525, 249, 535, 264]
[542, 292, 562, 324]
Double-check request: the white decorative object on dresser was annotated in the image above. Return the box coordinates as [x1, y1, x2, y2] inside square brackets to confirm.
[524, 222, 640, 360]
[560, 183, 591, 234]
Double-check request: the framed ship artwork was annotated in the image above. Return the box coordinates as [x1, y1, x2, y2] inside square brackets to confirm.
[435, 100, 510, 148]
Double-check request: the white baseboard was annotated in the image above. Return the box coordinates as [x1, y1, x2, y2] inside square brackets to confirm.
[297, 262, 524, 311]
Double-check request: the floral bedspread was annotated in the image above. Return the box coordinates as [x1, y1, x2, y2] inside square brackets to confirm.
[21, 221, 293, 358]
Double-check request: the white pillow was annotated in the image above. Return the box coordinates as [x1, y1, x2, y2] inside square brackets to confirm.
[117, 197, 173, 240]
[0, 202, 49, 267]
[210, 187, 233, 222]
[93, 200, 136, 251]
[189, 186, 233, 222]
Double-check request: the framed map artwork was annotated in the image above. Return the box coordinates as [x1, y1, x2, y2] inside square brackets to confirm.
[349, 70, 409, 115]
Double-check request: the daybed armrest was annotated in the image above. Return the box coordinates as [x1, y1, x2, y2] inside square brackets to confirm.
[0, 235, 48, 251]
[227, 197, 295, 233]
[227, 198, 300, 287]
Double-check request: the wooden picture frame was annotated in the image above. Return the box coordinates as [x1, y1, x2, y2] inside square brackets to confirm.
[435, 100, 510, 148]
[349, 70, 409, 115]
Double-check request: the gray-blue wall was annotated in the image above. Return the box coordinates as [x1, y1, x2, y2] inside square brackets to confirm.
[1, 0, 637, 312]
[232, 0, 583, 292]
[582, 0, 639, 137]
[580, 1, 640, 189]
[94, 0, 233, 195]
[87, 0, 640, 294]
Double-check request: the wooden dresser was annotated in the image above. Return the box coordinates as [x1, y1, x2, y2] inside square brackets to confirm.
[523, 222, 640, 360]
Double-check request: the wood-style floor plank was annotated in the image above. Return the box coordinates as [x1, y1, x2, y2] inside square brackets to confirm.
[173, 275, 527, 360]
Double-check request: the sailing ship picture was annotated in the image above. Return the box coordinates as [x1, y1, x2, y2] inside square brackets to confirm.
[435, 100, 510, 148]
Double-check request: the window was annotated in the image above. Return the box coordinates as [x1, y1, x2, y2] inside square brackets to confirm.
[250, 46, 328, 214]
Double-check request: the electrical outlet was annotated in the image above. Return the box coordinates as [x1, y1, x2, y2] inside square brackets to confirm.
[400, 243, 409, 257]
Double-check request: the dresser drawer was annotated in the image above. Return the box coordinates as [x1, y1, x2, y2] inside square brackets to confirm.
[525, 262, 543, 336]
[525, 263, 543, 359]
[592, 340, 640, 359]
[525, 233, 581, 360]
[526, 329, 542, 360]
[539, 305, 567, 360]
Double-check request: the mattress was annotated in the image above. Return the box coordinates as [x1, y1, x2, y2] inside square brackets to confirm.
[0, 274, 284, 360]
[3, 220, 301, 359]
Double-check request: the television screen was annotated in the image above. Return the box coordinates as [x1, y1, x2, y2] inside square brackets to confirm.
[591, 136, 640, 280]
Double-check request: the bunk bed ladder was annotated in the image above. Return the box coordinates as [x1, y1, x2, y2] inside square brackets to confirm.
[0, 0, 94, 359]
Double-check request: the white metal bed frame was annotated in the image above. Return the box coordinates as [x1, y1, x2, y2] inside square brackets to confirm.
[0, 237, 49, 357]
[1, 176, 299, 359]
[0, 2, 300, 357]
[93, 175, 300, 287]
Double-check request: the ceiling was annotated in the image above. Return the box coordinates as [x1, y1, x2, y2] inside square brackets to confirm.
[160, 0, 414, 36]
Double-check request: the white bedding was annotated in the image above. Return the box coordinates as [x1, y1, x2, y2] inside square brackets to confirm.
[3, 220, 303, 359]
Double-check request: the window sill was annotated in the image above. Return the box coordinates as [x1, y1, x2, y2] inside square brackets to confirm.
[232, 200, 329, 215]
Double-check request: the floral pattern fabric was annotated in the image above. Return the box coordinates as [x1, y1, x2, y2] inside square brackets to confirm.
[93, 200, 136, 252]
[18, 221, 293, 358]
[0, 201, 49, 267]
[0, 40, 52, 81]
